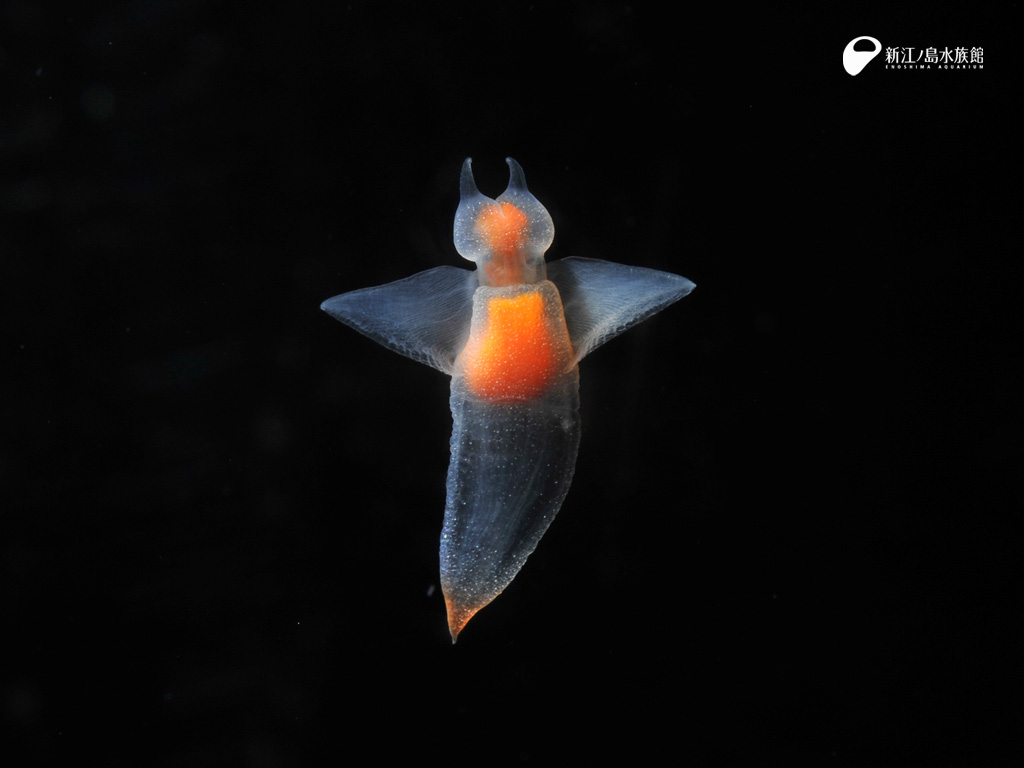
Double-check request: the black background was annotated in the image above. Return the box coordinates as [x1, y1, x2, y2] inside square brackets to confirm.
[3, 2, 1021, 765]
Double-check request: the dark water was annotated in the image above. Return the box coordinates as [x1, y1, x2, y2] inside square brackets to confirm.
[4, 3, 1020, 765]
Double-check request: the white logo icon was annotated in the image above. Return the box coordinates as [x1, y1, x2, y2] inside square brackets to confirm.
[843, 36, 881, 75]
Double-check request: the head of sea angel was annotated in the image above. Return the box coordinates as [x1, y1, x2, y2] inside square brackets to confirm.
[453, 157, 555, 287]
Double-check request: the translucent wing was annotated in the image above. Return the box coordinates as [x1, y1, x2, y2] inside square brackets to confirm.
[320, 266, 478, 374]
[547, 256, 696, 363]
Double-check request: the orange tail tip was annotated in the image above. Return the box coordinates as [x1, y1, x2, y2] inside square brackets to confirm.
[444, 594, 491, 644]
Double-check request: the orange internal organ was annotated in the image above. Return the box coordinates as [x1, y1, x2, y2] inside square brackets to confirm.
[476, 201, 530, 286]
[462, 291, 561, 401]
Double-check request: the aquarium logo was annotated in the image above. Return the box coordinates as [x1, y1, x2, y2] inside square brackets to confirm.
[843, 36, 882, 75]
[882, 45, 984, 69]
[845, 35, 986, 74]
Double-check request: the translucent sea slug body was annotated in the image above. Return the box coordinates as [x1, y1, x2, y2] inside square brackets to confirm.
[321, 158, 694, 641]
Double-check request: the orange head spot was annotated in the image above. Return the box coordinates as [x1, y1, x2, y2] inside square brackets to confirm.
[476, 201, 529, 255]
[476, 202, 530, 286]
[462, 291, 560, 401]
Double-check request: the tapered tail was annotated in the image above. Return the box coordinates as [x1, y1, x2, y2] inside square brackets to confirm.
[440, 378, 581, 641]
